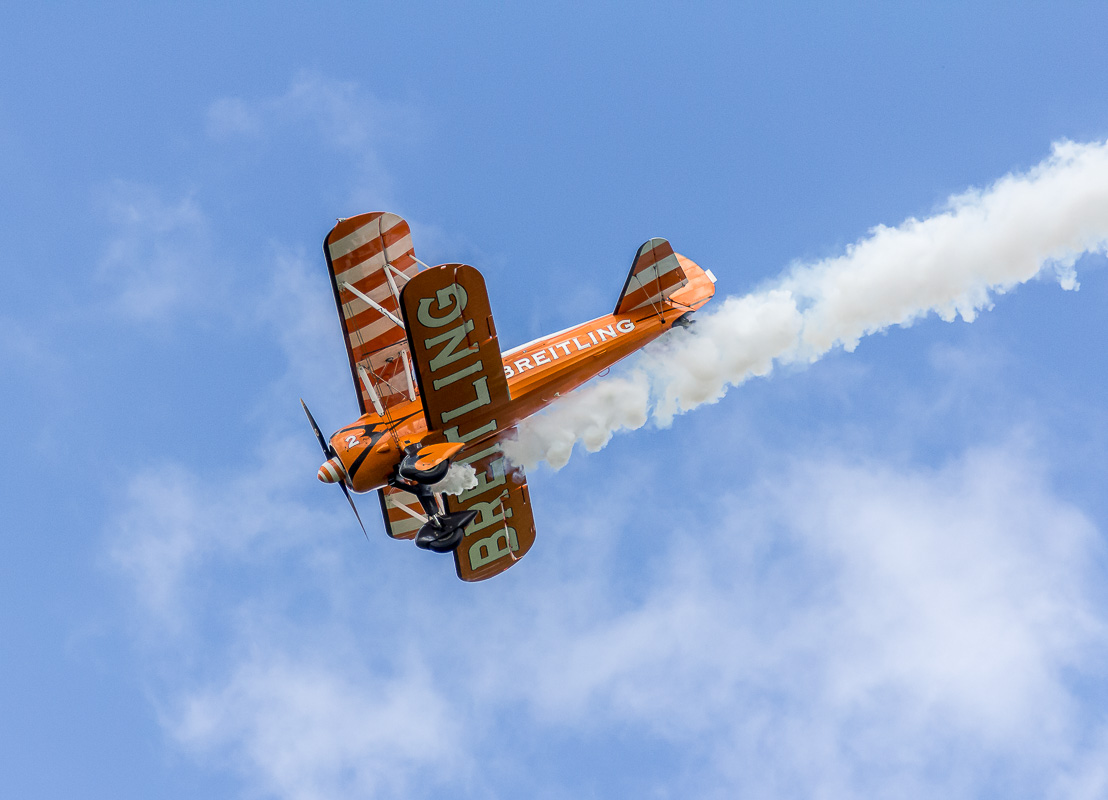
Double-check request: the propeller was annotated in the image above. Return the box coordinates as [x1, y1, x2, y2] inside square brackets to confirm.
[301, 398, 368, 539]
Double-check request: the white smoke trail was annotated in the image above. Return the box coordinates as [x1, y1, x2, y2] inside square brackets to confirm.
[430, 463, 478, 496]
[503, 139, 1108, 471]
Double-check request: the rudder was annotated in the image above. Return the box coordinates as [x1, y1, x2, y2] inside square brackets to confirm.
[614, 238, 688, 315]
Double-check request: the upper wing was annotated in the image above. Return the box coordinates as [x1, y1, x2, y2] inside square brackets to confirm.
[399, 263, 512, 432]
[324, 212, 422, 415]
[447, 432, 537, 581]
[399, 262, 534, 580]
[614, 237, 689, 315]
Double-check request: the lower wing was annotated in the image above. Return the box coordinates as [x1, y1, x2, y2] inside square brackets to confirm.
[447, 431, 537, 581]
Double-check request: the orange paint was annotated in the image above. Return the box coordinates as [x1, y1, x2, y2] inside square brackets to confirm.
[315, 212, 716, 580]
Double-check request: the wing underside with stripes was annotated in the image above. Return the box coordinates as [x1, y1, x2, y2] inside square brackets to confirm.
[615, 237, 689, 315]
[324, 212, 422, 415]
[378, 485, 425, 540]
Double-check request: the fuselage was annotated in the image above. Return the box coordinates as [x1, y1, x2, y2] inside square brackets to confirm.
[327, 300, 692, 493]
[311, 210, 717, 580]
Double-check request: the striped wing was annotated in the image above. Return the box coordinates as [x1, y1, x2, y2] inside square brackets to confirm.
[324, 212, 422, 415]
[614, 237, 689, 315]
[378, 486, 425, 540]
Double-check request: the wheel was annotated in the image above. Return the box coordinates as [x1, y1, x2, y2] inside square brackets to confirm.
[413, 510, 478, 553]
[423, 525, 465, 553]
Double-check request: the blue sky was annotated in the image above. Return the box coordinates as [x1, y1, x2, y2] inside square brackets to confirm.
[4, 3, 1108, 798]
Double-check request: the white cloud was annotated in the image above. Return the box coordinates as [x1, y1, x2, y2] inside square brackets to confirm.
[206, 71, 381, 152]
[204, 71, 410, 211]
[251, 247, 355, 417]
[109, 430, 1108, 798]
[444, 441, 1108, 797]
[95, 181, 217, 321]
[110, 436, 340, 638]
[96, 74, 413, 331]
[776, 448, 1101, 745]
[173, 653, 462, 800]
[0, 314, 50, 365]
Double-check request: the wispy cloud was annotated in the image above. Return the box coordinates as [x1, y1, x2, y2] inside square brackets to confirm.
[95, 73, 415, 331]
[206, 71, 383, 151]
[205, 71, 412, 210]
[110, 437, 339, 638]
[173, 651, 463, 800]
[95, 181, 217, 321]
[489, 442, 1107, 797]
[0, 314, 49, 364]
[108, 426, 1108, 797]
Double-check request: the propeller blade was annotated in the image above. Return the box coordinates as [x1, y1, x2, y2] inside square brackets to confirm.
[301, 398, 368, 541]
[300, 398, 331, 456]
[339, 482, 369, 540]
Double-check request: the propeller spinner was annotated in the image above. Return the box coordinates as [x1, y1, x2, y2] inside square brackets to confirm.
[317, 456, 346, 484]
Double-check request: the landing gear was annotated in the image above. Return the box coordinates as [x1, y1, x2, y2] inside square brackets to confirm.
[391, 445, 476, 553]
[414, 510, 478, 552]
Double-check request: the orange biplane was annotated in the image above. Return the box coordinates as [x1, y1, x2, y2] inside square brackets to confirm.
[303, 212, 715, 581]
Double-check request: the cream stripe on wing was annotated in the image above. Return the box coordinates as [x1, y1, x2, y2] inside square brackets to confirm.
[329, 213, 404, 260]
[348, 316, 400, 350]
[388, 516, 423, 535]
[334, 232, 415, 287]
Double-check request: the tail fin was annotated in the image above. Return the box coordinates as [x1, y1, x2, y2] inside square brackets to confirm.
[615, 238, 689, 315]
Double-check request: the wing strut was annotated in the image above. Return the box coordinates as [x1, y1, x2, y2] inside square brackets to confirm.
[386, 263, 412, 285]
[383, 266, 402, 306]
[357, 365, 386, 417]
[400, 349, 417, 402]
[342, 281, 404, 329]
[392, 498, 429, 524]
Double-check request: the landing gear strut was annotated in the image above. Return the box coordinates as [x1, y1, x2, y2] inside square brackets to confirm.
[391, 445, 477, 553]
